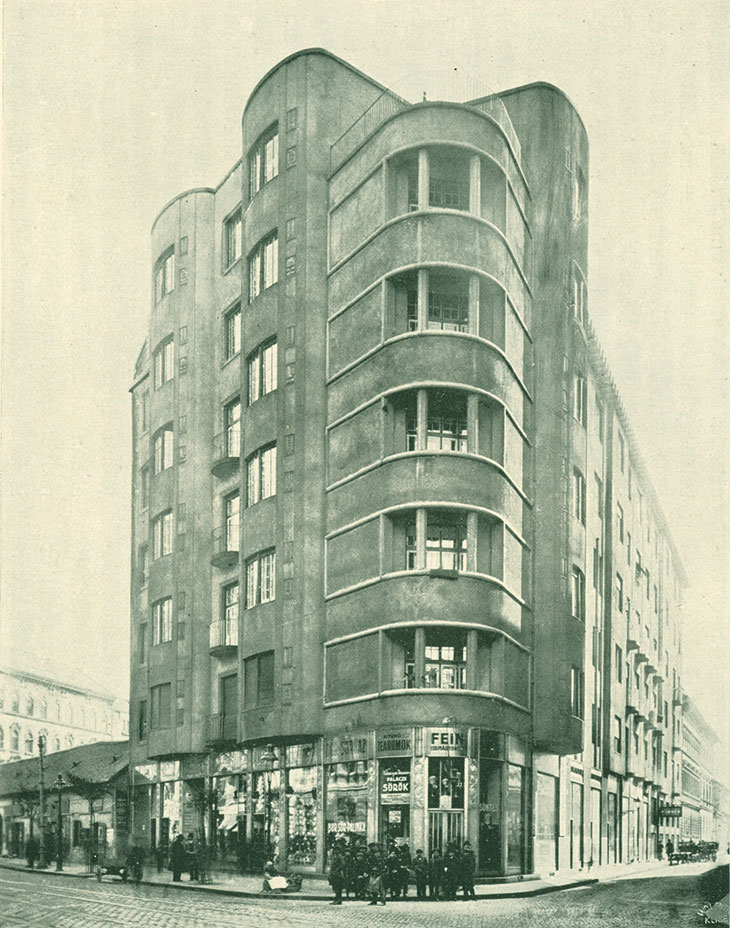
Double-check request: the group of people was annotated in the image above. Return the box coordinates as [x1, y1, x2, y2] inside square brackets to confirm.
[327, 839, 477, 905]
[166, 833, 209, 883]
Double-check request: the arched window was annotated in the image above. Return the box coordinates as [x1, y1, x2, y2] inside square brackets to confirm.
[10, 724, 20, 752]
[53, 737, 61, 752]
[55, 702, 61, 721]
[25, 730, 34, 754]
[26, 696, 34, 716]
[0, 726, 4, 750]
[66, 734, 74, 748]
[40, 699, 48, 719]
[90, 710, 97, 729]
[66, 704, 73, 725]
[11, 692, 19, 713]
[79, 708, 85, 728]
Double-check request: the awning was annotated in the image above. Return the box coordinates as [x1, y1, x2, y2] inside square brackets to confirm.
[217, 809, 241, 831]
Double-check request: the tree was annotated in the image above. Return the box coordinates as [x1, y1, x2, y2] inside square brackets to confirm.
[65, 773, 111, 867]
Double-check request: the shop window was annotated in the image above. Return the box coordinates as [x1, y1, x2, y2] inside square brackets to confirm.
[287, 765, 317, 865]
[325, 760, 369, 859]
[428, 757, 464, 809]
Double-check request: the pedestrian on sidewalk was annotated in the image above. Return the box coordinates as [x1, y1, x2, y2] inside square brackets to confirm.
[25, 836, 39, 870]
[413, 849, 428, 899]
[442, 849, 459, 900]
[185, 833, 199, 881]
[429, 848, 443, 900]
[169, 834, 186, 882]
[328, 848, 345, 905]
[459, 841, 477, 899]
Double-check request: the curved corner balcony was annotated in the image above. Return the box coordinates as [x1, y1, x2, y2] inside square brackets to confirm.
[211, 526, 239, 569]
[209, 619, 238, 657]
[211, 427, 241, 479]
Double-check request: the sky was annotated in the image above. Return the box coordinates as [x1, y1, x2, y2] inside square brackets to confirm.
[2, 1, 728, 757]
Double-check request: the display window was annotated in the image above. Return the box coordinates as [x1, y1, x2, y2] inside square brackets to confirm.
[325, 760, 368, 860]
[287, 766, 317, 865]
[379, 757, 411, 845]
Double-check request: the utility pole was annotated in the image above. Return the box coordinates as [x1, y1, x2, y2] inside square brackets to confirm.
[38, 735, 47, 868]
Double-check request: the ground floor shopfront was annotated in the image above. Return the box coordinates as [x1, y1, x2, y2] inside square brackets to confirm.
[130, 727, 679, 877]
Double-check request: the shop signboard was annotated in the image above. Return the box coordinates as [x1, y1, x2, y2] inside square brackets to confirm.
[133, 763, 158, 783]
[327, 820, 366, 834]
[380, 768, 410, 804]
[427, 727, 467, 755]
[160, 761, 180, 781]
[660, 804, 682, 819]
[324, 732, 369, 763]
[376, 728, 412, 756]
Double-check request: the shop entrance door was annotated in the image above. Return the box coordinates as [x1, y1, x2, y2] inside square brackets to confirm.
[429, 810, 463, 855]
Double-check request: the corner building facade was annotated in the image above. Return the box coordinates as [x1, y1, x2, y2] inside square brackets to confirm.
[129, 49, 686, 877]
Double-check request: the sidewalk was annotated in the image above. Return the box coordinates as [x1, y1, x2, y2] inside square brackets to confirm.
[1, 854, 720, 901]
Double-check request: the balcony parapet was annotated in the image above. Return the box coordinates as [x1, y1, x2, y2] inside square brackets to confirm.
[211, 427, 241, 479]
[211, 526, 239, 569]
[206, 713, 237, 748]
[209, 619, 238, 657]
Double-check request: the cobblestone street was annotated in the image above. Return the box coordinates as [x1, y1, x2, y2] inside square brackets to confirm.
[1, 863, 726, 928]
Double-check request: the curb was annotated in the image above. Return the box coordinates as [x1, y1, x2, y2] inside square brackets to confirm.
[0, 862, 598, 900]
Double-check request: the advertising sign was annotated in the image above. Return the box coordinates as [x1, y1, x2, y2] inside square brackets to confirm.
[376, 728, 412, 756]
[380, 768, 410, 804]
[427, 728, 467, 756]
[324, 732, 369, 763]
[660, 804, 682, 819]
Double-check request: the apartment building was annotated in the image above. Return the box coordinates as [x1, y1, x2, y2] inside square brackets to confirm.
[128, 48, 686, 876]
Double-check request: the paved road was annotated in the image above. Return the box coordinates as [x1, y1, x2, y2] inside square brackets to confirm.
[0, 863, 724, 927]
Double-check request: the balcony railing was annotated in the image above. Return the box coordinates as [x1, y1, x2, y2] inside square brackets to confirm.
[207, 713, 237, 747]
[211, 525, 239, 569]
[211, 427, 241, 479]
[209, 619, 238, 656]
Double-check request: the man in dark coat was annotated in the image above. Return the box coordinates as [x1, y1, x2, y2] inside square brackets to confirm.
[460, 841, 476, 899]
[429, 848, 443, 899]
[413, 848, 429, 898]
[169, 834, 187, 882]
[328, 848, 345, 905]
[25, 835, 39, 870]
[442, 849, 459, 900]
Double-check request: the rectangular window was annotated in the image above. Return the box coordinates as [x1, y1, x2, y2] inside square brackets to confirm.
[140, 466, 150, 511]
[222, 581, 239, 644]
[152, 597, 173, 645]
[141, 391, 150, 432]
[248, 231, 280, 301]
[244, 650, 275, 707]
[224, 303, 241, 361]
[150, 683, 171, 730]
[246, 443, 277, 506]
[570, 666, 584, 719]
[573, 468, 586, 524]
[153, 337, 175, 389]
[426, 522, 467, 571]
[245, 549, 276, 607]
[138, 624, 147, 664]
[153, 424, 174, 474]
[617, 431, 625, 472]
[224, 397, 241, 457]
[248, 123, 279, 198]
[616, 502, 624, 543]
[573, 373, 587, 427]
[224, 209, 242, 269]
[152, 510, 173, 559]
[614, 716, 622, 753]
[247, 339, 277, 404]
[137, 700, 148, 741]
[139, 544, 149, 587]
[594, 474, 604, 519]
[224, 492, 240, 552]
[154, 248, 175, 303]
[615, 573, 624, 612]
[615, 645, 622, 682]
[428, 288, 469, 332]
[571, 566, 585, 621]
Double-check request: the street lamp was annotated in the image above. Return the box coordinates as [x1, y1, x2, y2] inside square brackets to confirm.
[55, 774, 66, 871]
[260, 744, 278, 864]
[38, 735, 47, 868]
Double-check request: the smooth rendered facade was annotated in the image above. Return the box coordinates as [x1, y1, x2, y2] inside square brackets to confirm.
[129, 49, 688, 876]
[1, 663, 129, 766]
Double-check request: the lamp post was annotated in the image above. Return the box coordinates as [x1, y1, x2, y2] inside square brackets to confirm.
[55, 774, 65, 871]
[260, 744, 277, 864]
[38, 735, 47, 868]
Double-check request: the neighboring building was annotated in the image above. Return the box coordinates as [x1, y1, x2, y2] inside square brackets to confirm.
[0, 740, 129, 862]
[0, 662, 129, 766]
[128, 48, 689, 876]
[679, 695, 719, 843]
